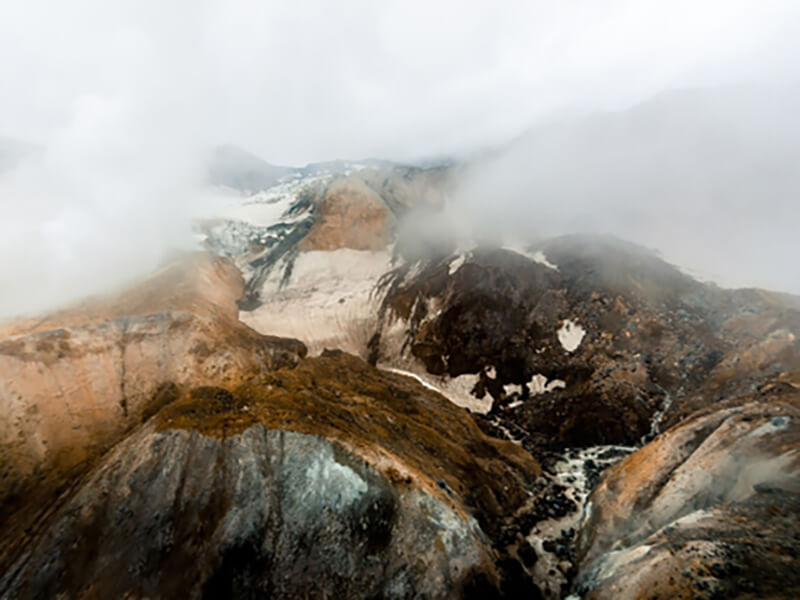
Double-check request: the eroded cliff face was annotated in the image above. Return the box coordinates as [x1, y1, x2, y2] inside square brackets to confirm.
[2, 427, 494, 599]
[0, 253, 307, 570]
[0, 243, 551, 598]
[298, 178, 396, 251]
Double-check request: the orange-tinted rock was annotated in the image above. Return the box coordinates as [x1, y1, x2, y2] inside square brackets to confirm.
[1, 351, 543, 599]
[0, 253, 306, 563]
[573, 397, 800, 599]
[298, 178, 395, 251]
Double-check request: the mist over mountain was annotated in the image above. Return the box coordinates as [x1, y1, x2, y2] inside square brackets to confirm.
[208, 145, 294, 192]
[0, 136, 39, 172]
[2, 2, 800, 599]
[453, 83, 800, 293]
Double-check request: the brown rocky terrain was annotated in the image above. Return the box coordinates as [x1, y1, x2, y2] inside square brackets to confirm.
[3, 165, 800, 598]
[0, 250, 559, 598]
[574, 394, 800, 599]
[1, 350, 547, 598]
[298, 178, 396, 251]
[0, 253, 307, 576]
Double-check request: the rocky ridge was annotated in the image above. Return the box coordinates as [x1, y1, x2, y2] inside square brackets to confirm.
[195, 167, 800, 597]
[1, 163, 799, 598]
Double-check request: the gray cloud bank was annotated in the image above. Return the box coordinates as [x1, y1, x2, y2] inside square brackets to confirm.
[455, 84, 800, 293]
[0, 0, 799, 319]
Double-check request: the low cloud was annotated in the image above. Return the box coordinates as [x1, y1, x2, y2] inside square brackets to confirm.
[0, 0, 799, 319]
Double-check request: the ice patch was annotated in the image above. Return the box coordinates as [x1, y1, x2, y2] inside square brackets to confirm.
[558, 319, 585, 352]
[377, 365, 490, 413]
[207, 175, 326, 227]
[504, 374, 566, 402]
[529, 373, 566, 394]
[242, 248, 392, 357]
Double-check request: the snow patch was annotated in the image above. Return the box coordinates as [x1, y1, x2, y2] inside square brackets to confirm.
[504, 374, 566, 405]
[385, 368, 444, 394]
[377, 364, 491, 414]
[242, 248, 392, 357]
[558, 319, 585, 352]
[529, 373, 566, 394]
[501, 241, 559, 270]
[207, 175, 325, 227]
[448, 253, 467, 275]
[446, 244, 477, 276]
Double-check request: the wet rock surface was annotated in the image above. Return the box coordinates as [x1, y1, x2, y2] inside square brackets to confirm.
[1, 427, 494, 599]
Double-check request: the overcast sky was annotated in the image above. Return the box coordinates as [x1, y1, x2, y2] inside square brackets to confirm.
[0, 0, 799, 318]
[2, 0, 799, 164]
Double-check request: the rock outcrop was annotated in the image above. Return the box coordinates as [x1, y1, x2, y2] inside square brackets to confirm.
[573, 395, 800, 599]
[298, 178, 395, 251]
[201, 165, 451, 312]
[1, 350, 545, 598]
[2, 426, 489, 599]
[0, 253, 307, 570]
